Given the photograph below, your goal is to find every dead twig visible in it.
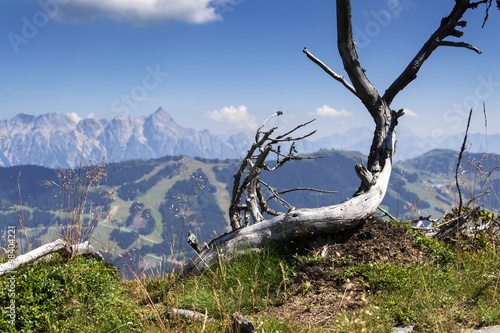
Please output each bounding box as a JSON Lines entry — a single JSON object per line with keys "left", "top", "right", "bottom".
{"left": 455, "top": 108, "right": 473, "bottom": 217}
{"left": 228, "top": 112, "right": 325, "bottom": 229}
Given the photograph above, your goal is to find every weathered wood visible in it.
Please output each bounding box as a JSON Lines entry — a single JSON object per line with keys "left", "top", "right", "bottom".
{"left": 183, "top": 0, "right": 487, "bottom": 276}
{"left": 187, "top": 232, "right": 201, "bottom": 253}
{"left": 168, "top": 309, "right": 215, "bottom": 323}
{"left": 0, "top": 239, "right": 102, "bottom": 276}
{"left": 183, "top": 153, "right": 393, "bottom": 275}
{"left": 0, "top": 239, "right": 66, "bottom": 276}
{"left": 69, "top": 241, "right": 103, "bottom": 260}
{"left": 166, "top": 309, "right": 254, "bottom": 332}
{"left": 355, "top": 163, "right": 374, "bottom": 188}
{"left": 232, "top": 312, "right": 256, "bottom": 333}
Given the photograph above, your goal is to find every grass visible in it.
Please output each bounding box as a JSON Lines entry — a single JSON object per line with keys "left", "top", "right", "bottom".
{"left": 2, "top": 232, "right": 499, "bottom": 332}
{"left": 0, "top": 248, "right": 293, "bottom": 332}
{"left": 1, "top": 201, "right": 499, "bottom": 332}
{"left": 336, "top": 244, "right": 500, "bottom": 332}
{"left": 0, "top": 253, "right": 152, "bottom": 332}
{"left": 175, "top": 249, "right": 288, "bottom": 315}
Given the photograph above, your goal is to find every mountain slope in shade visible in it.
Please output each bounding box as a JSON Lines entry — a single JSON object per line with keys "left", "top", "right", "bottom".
{"left": 0, "top": 149, "right": 498, "bottom": 274}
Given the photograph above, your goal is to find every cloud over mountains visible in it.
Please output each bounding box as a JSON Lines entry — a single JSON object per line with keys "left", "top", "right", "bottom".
{"left": 308, "top": 105, "right": 353, "bottom": 117}
{"left": 205, "top": 105, "right": 257, "bottom": 130}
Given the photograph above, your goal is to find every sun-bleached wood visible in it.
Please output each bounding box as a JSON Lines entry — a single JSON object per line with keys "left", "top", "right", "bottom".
{"left": 184, "top": 153, "right": 393, "bottom": 275}
{"left": 183, "top": 0, "right": 487, "bottom": 276}
{"left": 0, "top": 239, "right": 102, "bottom": 276}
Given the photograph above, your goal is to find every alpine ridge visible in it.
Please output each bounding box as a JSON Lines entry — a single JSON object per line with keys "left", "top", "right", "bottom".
{"left": 0, "top": 108, "right": 250, "bottom": 168}
{"left": 1, "top": 109, "right": 498, "bottom": 168}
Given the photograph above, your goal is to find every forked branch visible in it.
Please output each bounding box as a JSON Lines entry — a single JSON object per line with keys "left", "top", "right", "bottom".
{"left": 228, "top": 113, "right": 324, "bottom": 229}
{"left": 383, "top": 0, "right": 488, "bottom": 105}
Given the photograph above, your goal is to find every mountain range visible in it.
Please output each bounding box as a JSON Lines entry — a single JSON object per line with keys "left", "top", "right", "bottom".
{"left": 0, "top": 108, "right": 248, "bottom": 168}
{"left": 1, "top": 109, "right": 499, "bottom": 168}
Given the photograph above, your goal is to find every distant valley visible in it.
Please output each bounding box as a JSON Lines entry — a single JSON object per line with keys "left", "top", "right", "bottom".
{"left": 0, "top": 148, "right": 498, "bottom": 275}
{"left": 1, "top": 109, "right": 498, "bottom": 274}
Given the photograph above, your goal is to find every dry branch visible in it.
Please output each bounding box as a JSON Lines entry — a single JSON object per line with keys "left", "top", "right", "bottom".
{"left": 383, "top": 0, "right": 487, "bottom": 105}
{"left": 0, "top": 239, "right": 102, "bottom": 276}
{"left": 439, "top": 41, "right": 482, "bottom": 53}
{"left": 434, "top": 207, "right": 481, "bottom": 240}
{"left": 456, "top": 109, "right": 474, "bottom": 214}
{"left": 184, "top": 0, "right": 489, "bottom": 275}
{"left": 302, "top": 47, "right": 357, "bottom": 96}
{"left": 183, "top": 153, "right": 393, "bottom": 275}
{"left": 229, "top": 113, "right": 321, "bottom": 229}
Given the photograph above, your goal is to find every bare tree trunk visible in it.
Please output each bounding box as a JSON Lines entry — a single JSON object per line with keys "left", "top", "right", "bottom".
{"left": 184, "top": 151, "right": 393, "bottom": 275}
{"left": 183, "top": 0, "right": 487, "bottom": 275}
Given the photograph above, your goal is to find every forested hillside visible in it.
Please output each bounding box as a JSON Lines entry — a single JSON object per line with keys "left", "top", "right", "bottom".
{"left": 1, "top": 149, "right": 498, "bottom": 274}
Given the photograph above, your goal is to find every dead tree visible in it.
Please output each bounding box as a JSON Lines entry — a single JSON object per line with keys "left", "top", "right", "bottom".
{"left": 183, "top": 0, "right": 491, "bottom": 275}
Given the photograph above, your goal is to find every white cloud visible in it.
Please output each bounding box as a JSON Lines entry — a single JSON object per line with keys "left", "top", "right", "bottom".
{"left": 308, "top": 105, "right": 353, "bottom": 117}
{"left": 403, "top": 108, "right": 418, "bottom": 117}
{"left": 66, "top": 112, "right": 82, "bottom": 123}
{"left": 55, "top": 0, "right": 234, "bottom": 25}
{"left": 205, "top": 105, "right": 257, "bottom": 129}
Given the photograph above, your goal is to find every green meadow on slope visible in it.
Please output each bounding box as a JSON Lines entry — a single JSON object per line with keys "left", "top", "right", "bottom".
{"left": 0, "top": 149, "right": 498, "bottom": 274}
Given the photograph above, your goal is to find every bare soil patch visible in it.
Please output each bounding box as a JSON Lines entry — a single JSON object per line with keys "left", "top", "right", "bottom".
{"left": 258, "top": 217, "right": 430, "bottom": 329}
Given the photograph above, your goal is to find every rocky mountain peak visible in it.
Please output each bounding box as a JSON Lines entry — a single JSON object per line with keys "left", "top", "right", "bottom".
{"left": 2, "top": 110, "right": 497, "bottom": 169}
{"left": 0, "top": 109, "right": 247, "bottom": 168}
{"left": 33, "top": 113, "right": 76, "bottom": 129}
{"left": 144, "top": 107, "right": 177, "bottom": 128}
{"left": 10, "top": 113, "right": 36, "bottom": 126}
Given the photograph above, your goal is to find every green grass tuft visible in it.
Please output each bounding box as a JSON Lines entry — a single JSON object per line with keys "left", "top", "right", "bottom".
{"left": 174, "top": 249, "right": 289, "bottom": 316}
{"left": 337, "top": 244, "right": 500, "bottom": 332}
{"left": 0, "top": 253, "right": 151, "bottom": 332}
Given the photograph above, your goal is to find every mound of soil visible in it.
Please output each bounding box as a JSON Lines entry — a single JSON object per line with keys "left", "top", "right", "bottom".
{"left": 259, "top": 217, "right": 431, "bottom": 329}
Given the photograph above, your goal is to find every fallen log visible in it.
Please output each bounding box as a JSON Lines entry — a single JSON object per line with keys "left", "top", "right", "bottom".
{"left": 183, "top": 156, "right": 392, "bottom": 276}
{"left": 0, "top": 239, "right": 102, "bottom": 276}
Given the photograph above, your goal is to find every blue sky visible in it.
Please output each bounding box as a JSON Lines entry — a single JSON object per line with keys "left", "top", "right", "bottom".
{"left": 1, "top": 0, "right": 499, "bottom": 143}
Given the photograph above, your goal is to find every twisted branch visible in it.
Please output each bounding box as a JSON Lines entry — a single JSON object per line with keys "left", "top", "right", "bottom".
{"left": 228, "top": 113, "right": 324, "bottom": 229}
